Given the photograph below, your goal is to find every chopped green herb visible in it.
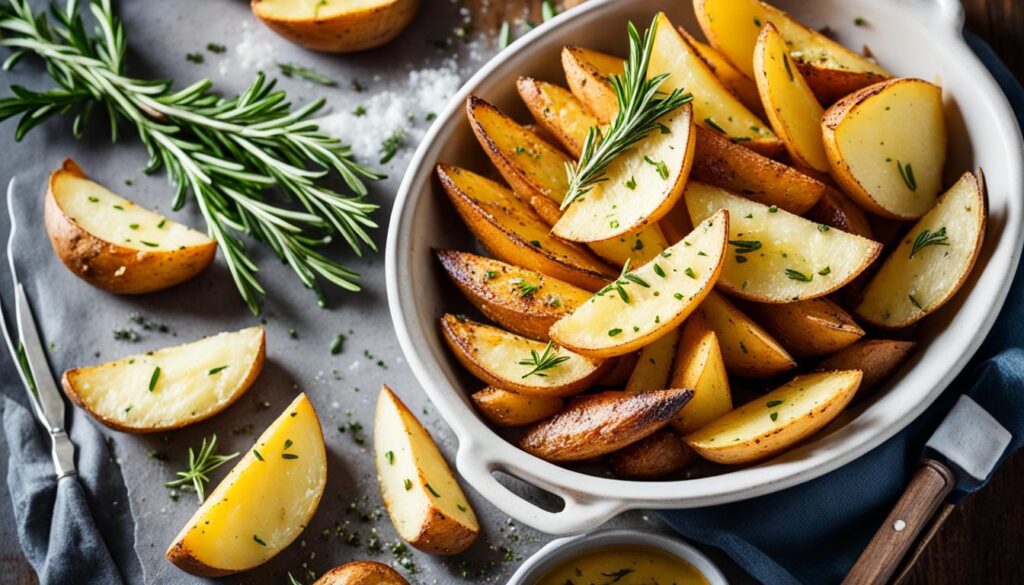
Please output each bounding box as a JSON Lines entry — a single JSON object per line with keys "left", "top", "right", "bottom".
{"left": 139, "top": 240, "right": 159, "bottom": 247}
{"left": 817, "top": 224, "right": 830, "bottom": 232}
{"left": 379, "top": 130, "right": 404, "bottom": 164}
{"left": 165, "top": 435, "right": 238, "bottom": 503}
{"left": 785, "top": 269, "right": 812, "bottom": 282}
{"left": 909, "top": 294, "right": 923, "bottom": 310}
{"left": 909, "top": 226, "right": 949, "bottom": 257}
{"left": 783, "top": 54, "right": 794, "bottom": 82}
{"left": 156, "top": 219, "right": 166, "bottom": 228}
{"left": 208, "top": 365, "right": 228, "bottom": 375}
{"left": 512, "top": 279, "right": 539, "bottom": 297}
{"left": 608, "top": 328, "right": 623, "bottom": 337}
{"left": 653, "top": 263, "right": 666, "bottom": 278}
{"left": 625, "top": 176, "right": 637, "bottom": 190}
{"left": 277, "top": 63, "right": 336, "bottom": 86}
{"left": 484, "top": 270, "right": 498, "bottom": 281}
{"left": 768, "top": 205, "right": 778, "bottom": 213}
{"left": 897, "top": 160, "right": 917, "bottom": 191}
{"left": 253, "top": 534, "right": 266, "bottom": 546}
{"left": 330, "top": 334, "right": 346, "bottom": 355}
{"left": 498, "top": 20, "right": 511, "bottom": 49}
{"left": 818, "top": 266, "right": 831, "bottom": 276}
{"left": 128, "top": 223, "right": 139, "bottom": 230}
{"left": 88, "top": 195, "right": 99, "bottom": 202}
{"left": 854, "top": 16, "right": 867, "bottom": 26}
{"left": 404, "top": 478, "right": 413, "bottom": 491}
{"left": 674, "top": 292, "right": 684, "bottom": 300}
{"left": 643, "top": 155, "right": 669, "bottom": 179}
{"left": 148, "top": 367, "right": 161, "bottom": 392}
{"left": 385, "top": 450, "right": 395, "bottom": 465}
{"left": 766, "top": 399, "right": 783, "bottom": 408}
{"left": 729, "top": 240, "right": 762, "bottom": 254}
{"left": 685, "top": 267, "right": 696, "bottom": 279}
{"left": 282, "top": 453, "right": 299, "bottom": 460}
{"left": 704, "top": 117, "right": 728, "bottom": 134}
{"left": 542, "top": 0, "right": 558, "bottom": 21}
{"left": 770, "top": 412, "right": 779, "bottom": 422}
{"left": 426, "top": 483, "right": 442, "bottom": 497}
{"left": 206, "top": 43, "right": 226, "bottom": 54}
{"left": 185, "top": 52, "right": 204, "bottom": 64}
{"left": 253, "top": 449, "right": 264, "bottom": 461}
{"left": 353, "top": 105, "right": 367, "bottom": 116}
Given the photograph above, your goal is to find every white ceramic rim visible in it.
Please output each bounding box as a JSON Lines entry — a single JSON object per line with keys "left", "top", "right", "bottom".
{"left": 505, "top": 528, "right": 730, "bottom": 585}
{"left": 386, "top": 0, "right": 1024, "bottom": 534}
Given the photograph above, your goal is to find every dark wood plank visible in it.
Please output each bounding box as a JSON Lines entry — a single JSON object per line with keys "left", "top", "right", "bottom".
{"left": 963, "top": 0, "right": 1024, "bottom": 80}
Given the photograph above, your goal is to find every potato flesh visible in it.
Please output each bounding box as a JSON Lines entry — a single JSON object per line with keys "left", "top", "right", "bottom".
{"left": 649, "top": 13, "right": 776, "bottom": 147}
{"left": 697, "top": 291, "right": 795, "bottom": 377}
{"left": 670, "top": 315, "right": 732, "bottom": 433}
{"left": 550, "top": 211, "right": 727, "bottom": 357}
{"left": 625, "top": 328, "right": 680, "bottom": 393}
{"left": 519, "top": 79, "right": 596, "bottom": 158}
{"left": 375, "top": 388, "right": 477, "bottom": 540}
{"left": 856, "top": 173, "right": 984, "bottom": 327}
{"left": 55, "top": 172, "right": 210, "bottom": 252}
{"left": 65, "top": 327, "right": 263, "bottom": 430}
{"left": 829, "top": 80, "right": 945, "bottom": 219}
{"left": 170, "top": 394, "right": 325, "bottom": 572}
{"left": 253, "top": 0, "right": 394, "bottom": 18}
{"left": 553, "top": 104, "right": 694, "bottom": 243}
{"left": 754, "top": 23, "right": 829, "bottom": 172}
{"left": 686, "top": 181, "right": 880, "bottom": 302}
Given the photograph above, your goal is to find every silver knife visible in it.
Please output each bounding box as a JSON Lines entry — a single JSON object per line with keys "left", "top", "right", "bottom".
{"left": 0, "top": 177, "right": 76, "bottom": 478}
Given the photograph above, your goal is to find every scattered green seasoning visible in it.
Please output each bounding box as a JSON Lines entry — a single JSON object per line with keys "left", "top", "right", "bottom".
{"left": 909, "top": 226, "right": 949, "bottom": 257}
{"left": 253, "top": 449, "right": 264, "bottom": 461}
{"left": 768, "top": 205, "right": 779, "bottom": 213}
{"left": 148, "top": 366, "right": 161, "bottom": 392}
{"left": 704, "top": 116, "right": 728, "bottom": 134}
{"left": 484, "top": 270, "right": 498, "bottom": 281}
{"left": 909, "top": 294, "right": 923, "bottom": 310}
{"left": 207, "top": 365, "right": 229, "bottom": 376}
{"left": 277, "top": 63, "right": 337, "bottom": 86}
{"left": 88, "top": 195, "right": 99, "bottom": 202}
{"left": 253, "top": 534, "right": 266, "bottom": 546}
{"left": 730, "top": 240, "right": 762, "bottom": 254}
{"left": 783, "top": 54, "right": 794, "bottom": 81}
{"left": 854, "top": 16, "right": 867, "bottom": 26}
{"left": 897, "top": 160, "right": 918, "bottom": 191}
{"left": 185, "top": 52, "right": 204, "bottom": 64}
{"left": 643, "top": 155, "right": 669, "bottom": 179}
{"left": 512, "top": 279, "right": 539, "bottom": 297}
{"left": 767, "top": 399, "right": 783, "bottom": 408}
{"left": 609, "top": 219, "right": 620, "bottom": 229}
{"left": 282, "top": 452, "right": 299, "bottom": 460}
{"left": 519, "top": 341, "right": 571, "bottom": 378}
{"left": 753, "top": 17, "right": 762, "bottom": 27}
{"left": 542, "top": 0, "right": 558, "bottom": 22}
{"left": 674, "top": 292, "right": 684, "bottom": 300}
{"left": 404, "top": 478, "right": 413, "bottom": 491}
{"left": 112, "top": 204, "right": 124, "bottom": 210}
{"left": 128, "top": 223, "right": 139, "bottom": 230}
{"left": 156, "top": 219, "right": 166, "bottom": 228}
{"left": 785, "top": 268, "right": 812, "bottom": 282}
{"left": 379, "top": 130, "right": 404, "bottom": 164}
{"left": 139, "top": 240, "right": 158, "bottom": 247}
{"left": 330, "top": 334, "right": 346, "bottom": 355}
{"left": 608, "top": 328, "right": 623, "bottom": 337}
{"left": 206, "top": 43, "right": 226, "bottom": 54}
{"left": 653, "top": 263, "right": 666, "bottom": 278}
{"left": 530, "top": 240, "right": 542, "bottom": 248}
{"left": 313, "top": 0, "right": 328, "bottom": 18}
{"left": 165, "top": 435, "right": 238, "bottom": 504}
{"left": 685, "top": 267, "right": 696, "bottom": 279}
{"left": 385, "top": 450, "right": 395, "bottom": 465}
{"left": 818, "top": 266, "right": 831, "bottom": 276}
{"left": 426, "top": 483, "right": 442, "bottom": 498}
{"left": 770, "top": 412, "right": 779, "bottom": 422}
{"left": 353, "top": 105, "right": 367, "bottom": 116}
{"left": 817, "top": 224, "right": 830, "bottom": 232}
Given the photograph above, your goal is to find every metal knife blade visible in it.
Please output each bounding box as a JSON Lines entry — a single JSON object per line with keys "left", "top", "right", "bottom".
{"left": 925, "top": 394, "right": 1011, "bottom": 484}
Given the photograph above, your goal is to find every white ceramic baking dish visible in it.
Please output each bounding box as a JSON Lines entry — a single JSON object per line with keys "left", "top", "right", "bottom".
{"left": 386, "top": 0, "right": 1024, "bottom": 535}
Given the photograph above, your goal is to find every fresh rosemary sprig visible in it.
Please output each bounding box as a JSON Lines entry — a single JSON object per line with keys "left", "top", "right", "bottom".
{"left": 165, "top": 434, "right": 238, "bottom": 504}
{"left": 0, "top": 0, "right": 384, "bottom": 314}
{"left": 519, "top": 341, "right": 571, "bottom": 378}
{"left": 277, "top": 62, "right": 337, "bottom": 86}
{"left": 560, "top": 16, "right": 693, "bottom": 209}
{"left": 909, "top": 226, "right": 949, "bottom": 258}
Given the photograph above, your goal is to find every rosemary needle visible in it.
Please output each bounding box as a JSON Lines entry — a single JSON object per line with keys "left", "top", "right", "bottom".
{"left": 519, "top": 341, "right": 571, "bottom": 378}
{"left": 165, "top": 435, "right": 238, "bottom": 504}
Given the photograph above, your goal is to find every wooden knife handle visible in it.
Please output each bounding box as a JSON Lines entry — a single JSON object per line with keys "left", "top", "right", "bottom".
{"left": 843, "top": 459, "right": 956, "bottom": 585}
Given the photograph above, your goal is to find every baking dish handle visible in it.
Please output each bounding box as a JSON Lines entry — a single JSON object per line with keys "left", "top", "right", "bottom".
{"left": 456, "top": 445, "right": 626, "bottom": 535}
{"left": 897, "top": 0, "right": 964, "bottom": 35}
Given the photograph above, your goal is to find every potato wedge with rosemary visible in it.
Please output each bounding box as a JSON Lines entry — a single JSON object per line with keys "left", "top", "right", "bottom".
{"left": 856, "top": 172, "right": 986, "bottom": 328}
{"left": 625, "top": 328, "right": 680, "bottom": 393}
{"left": 742, "top": 297, "right": 864, "bottom": 356}
{"left": 685, "top": 182, "right": 881, "bottom": 302}
{"left": 753, "top": 23, "right": 829, "bottom": 172}
{"left": 166, "top": 393, "right": 326, "bottom": 576}
{"left": 517, "top": 77, "right": 596, "bottom": 157}
{"left": 669, "top": 313, "right": 732, "bottom": 434}
{"left": 685, "top": 371, "right": 862, "bottom": 464}
{"left": 519, "top": 388, "right": 693, "bottom": 462}
{"left": 471, "top": 387, "right": 564, "bottom": 427}
{"left": 549, "top": 210, "right": 729, "bottom": 358}
{"left": 693, "top": 0, "right": 890, "bottom": 103}
{"left": 45, "top": 159, "right": 216, "bottom": 294}
{"left": 818, "top": 339, "right": 916, "bottom": 393}
{"left": 435, "top": 249, "right": 589, "bottom": 341}
{"left": 62, "top": 327, "right": 265, "bottom": 433}
{"left": 375, "top": 386, "right": 479, "bottom": 555}
{"left": 822, "top": 78, "right": 947, "bottom": 220}
{"left": 562, "top": 45, "right": 624, "bottom": 125}
{"left": 436, "top": 164, "right": 615, "bottom": 290}
{"left": 441, "top": 314, "right": 609, "bottom": 397}
{"left": 609, "top": 430, "right": 694, "bottom": 479}
{"left": 314, "top": 561, "right": 409, "bottom": 585}
{"left": 678, "top": 27, "right": 763, "bottom": 116}
{"left": 698, "top": 291, "right": 796, "bottom": 378}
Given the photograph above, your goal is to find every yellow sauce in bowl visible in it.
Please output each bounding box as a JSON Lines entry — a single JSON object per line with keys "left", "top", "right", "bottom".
{"left": 534, "top": 545, "right": 710, "bottom": 585}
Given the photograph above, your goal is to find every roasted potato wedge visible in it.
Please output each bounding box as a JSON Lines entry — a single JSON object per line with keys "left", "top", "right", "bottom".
{"left": 550, "top": 210, "right": 729, "bottom": 358}
{"left": 517, "top": 77, "right": 596, "bottom": 157}
{"left": 753, "top": 23, "right": 829, "bottom": 172}
{"left": 519, "top": 388, "right": 693, "bottom": 462}
{"left": 562, "top": 46, "right": 624, "bottom": 125}
{"left": 686, "top": 181, "right": 881, "bottom": 302}
{"left": 818, "top": 339, "right": 916, "bottom": 392}
{"left": 62, "top": 327, "right": 264, "bottom": 433}
{"left": 251, "top": 0, "right": 419, "bottom": 53}
{"left": 741, "top": 297, "right": 864, "bottom": 356}
{"left": 609, "top": 430, "right": 694, "bottom": 479}
{"left": 685, "top": 370, "right": 862, "bottom": 464}
{"left": 441, "top": 314, "right": 609, "bottom": 397}
{"left": 435, "top": 249, "right": 589, "bottom": 341}
{"left": 669, "top": 313, "right": 732, "bottom": 434}
{"left": 693, "top": 0, "right": 889, "bottom": 103}
{"left": 625, "top": 328, "right": 680, "bottom": 393}
{"left": 471, "top": 387, "right": 563, "bottom": 427}
{"left": 598, "top": 353, "right": 639, "bottom": 387}
{"left": 314, "top": 561, "right": 409, "bottom": 585}
{"left": 436, "top": 164, "right": 615, "bottom": 290}
{"left": 648, "top": 13, "right": 781, "bottom": 155}
{"left": 698, "top": 291, "right": 796, "bottom": 378}
{"left": 856, "top": 172, "right": 986, "bottom": 328}
{"left": 807, "top": 187, "right": 874, "bottom": 240}
{"left": 822, "top": 78, "right": 947, "bottom": 220}
{"left": 166, "top": 393, "right": 326, "bottom": 576}
{"left": 375, "top": 386, "right": 479, "bottom": 555}
{"left": 45, "top": 159, "right": 216, "bottom": 294}
{"left": 678, "top": 27, "right": 763, "bottom": 116}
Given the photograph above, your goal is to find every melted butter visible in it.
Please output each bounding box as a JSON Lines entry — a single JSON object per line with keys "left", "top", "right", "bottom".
{"left": 534, "top": 544, "right": 710, "bottom": 585}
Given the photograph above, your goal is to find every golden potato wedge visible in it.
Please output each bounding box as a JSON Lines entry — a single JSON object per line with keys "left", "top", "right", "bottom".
{"left": 166, "top": 394, "right": 326, "bottom": 576}
{"left": 856, "top": 172, "right": 986, "bottom": 328}
{"left": 691, "top": 125, "right": 826, "bottom": 215}
{"left": 519, "top": 388, "right": 693, "bottom": 462}
{"left": 693, "top": 0, "right": 889, "bottom": 100}
{"left": 441, "top": 314, "right": 609, "bottom": 397}
{"left": 62, "top": 327, "right": 264, "bottom": 433}
{"left": 807, "top": 187, "right": 874, "bottom": 240}
{"left": 818, "top": 339, "right": 916, "bottom": 392}
{"left": 517, "top": 77, "right": 596, "bottom": 157}
{"left": 648, "top": 13, "right": 781, "bottom": 155}
{"left": 436, "top": 164, "right": 615, "bottom": 290}
{"left": 822, "top": 78, "right": 947, "bottom": 220}
{"left": 471, "top": 387, "right": 564, "bottom": 427}
{"left": 678, "top": 27, "right": 763, "bottom": 116}
{"left": 698, "top": 291, "right": 796, "bottom": 378}
{"left": 741, "top": 297, "right": 864, "bottom": 356}
{"left": 753, "top": 23, "right": 829, "bottom": 172}
{"left": 625, "top": 328, "right": 680, "bottom": 393}
{"left": 375, "top": 386, "right": 478, "bottom": 555}
{"left": 685, "top": 181, "right": 881, "bottom": 302}
{"left": 251, "top": 0, "right": 419, "bottom": 53}
{"left": 314, "top": 561, "right": 409, "bottom": 585}
{"left": 552, "top": 102, "right": 696, "bottom": 243}
{"left": 669, "top": 313, "right": 732, "bottom": 434}
{"left": 549, "top": 210, "right": 729, "bottom": 358}
{"left": 435, "top": 249, "right": 589, "bottom": 341}
{"left": 598, "top": 353, "right": 639, "bottom": 387}
{"left": 659, "top": 201, "right": 694, "bottom": 245}
{"left": 44, "top": 159, "right": 216, "bottom": 294}
{"left": 684, "top": 370, "right": 862, "bottom": 464}
{"left": 609, "top": 430, "right": 694, "bottom": 479}
{"left": 562, "top": 46, "right": 624, "bottom": 125}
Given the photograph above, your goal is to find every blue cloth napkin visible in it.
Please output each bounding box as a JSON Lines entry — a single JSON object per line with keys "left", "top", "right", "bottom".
{"left": 659, "top": 32, "right": 1024, "bottom": 585}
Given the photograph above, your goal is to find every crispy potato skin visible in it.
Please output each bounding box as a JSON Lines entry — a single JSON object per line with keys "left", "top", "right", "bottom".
{"left": 45, "top": 159, "right": 216, "bottom": 295}
{"left": 678, "top": 27, "right": 763, "bottom": 116}
{"left": 562, "top": 46, "right": 622, "bottom": 125}
{"left": 818, "top": 339, "right": 916, "bottom": 393}
{"left": 807, "top": 187, "right": 874, "bottom": 239}
{"left": 609, "top": 429, "right": 694, "bottom": 479}
{"left": 519, "top": 388, "right": 693, "bottom": 461}
{"left": 598, "top": 353, "right": 638, "bottom": 387}
{"left": 517, "top": 77, "right": 590, "bottom": 157}
{"left": 314, "top": 561, "right": 410, "bottom": 585}
{"left": 472, "top": 387, "right": 563, "bottom": 427}
{"left": 61, "top": 327, "right": 266, "bottom": 433}
{"left": 797, "top": 63, "right": 888, "bottom": 106}
{"left": 251, "top": 0, "right": 419, "bottom": 52}
{"left": 165, "top": 544, "right": 232, "bottom": 578}
{"left": 741, "top": 297, "right": 864, "bottom": 357}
